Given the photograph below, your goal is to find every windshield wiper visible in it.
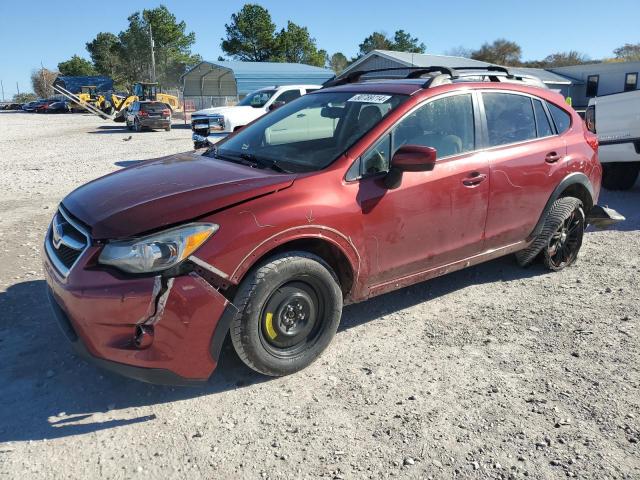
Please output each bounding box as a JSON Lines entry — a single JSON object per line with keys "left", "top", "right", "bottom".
{"left": 239, "top": 153, "right": 289, "bottom": 173}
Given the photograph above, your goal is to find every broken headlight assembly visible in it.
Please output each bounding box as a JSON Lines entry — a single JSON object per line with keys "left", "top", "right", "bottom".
{"left": 98, "top": 223, "right": 218, "bottom": 274}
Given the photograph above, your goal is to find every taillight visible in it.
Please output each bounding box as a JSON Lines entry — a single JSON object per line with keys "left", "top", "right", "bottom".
{"left": 585, "top": 131, "right": 599, "bottom": 152}
{"left": 585, "top": 105, "right": 596, "bottom": 133}
{"left": 162, "top": 108, "right": 170, "bottom": 117}
{"left": 138, "top": 111, "right": 148, "bottom": 117}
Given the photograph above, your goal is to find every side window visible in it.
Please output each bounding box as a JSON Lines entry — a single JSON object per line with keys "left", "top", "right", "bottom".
{"left": 275, "top": 89, "right": 302, "bottom": 104}
{"left": 304, "top": 88, "right": 320, "bottom": 94}
{"left": 586, "top": 75, "right": 599, "bottom": 97}
{"left": 483, "top": 93, "right": 536, "bottom": 146}
{"left": 393, "top": 93, "right": 474, "bottom": 158}
{"left": 532, "top": 99, "right": 553, "bottom": 138}
{"left": 625, "top": 73, "right": 638, "bottom": 92}
{"left": 361, "top": 134, "right": 391, "bottom": 176}
{"left": 547, "top": 102, "right": 571, "bottom": 134}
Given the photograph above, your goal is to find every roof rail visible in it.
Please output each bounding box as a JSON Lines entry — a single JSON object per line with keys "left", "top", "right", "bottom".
{"left": 452, "top": 65, "right": 514, "bottom": 78}
{"left": 322, "top": 66, "right": 458, "bottom": 88}
{"left": 321, "top": 64, "right": 522, "bottom": 89}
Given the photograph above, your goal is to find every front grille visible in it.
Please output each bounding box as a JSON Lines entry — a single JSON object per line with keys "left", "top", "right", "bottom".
{"left": 45, "top": 207, "right": 90, "bottom": 277}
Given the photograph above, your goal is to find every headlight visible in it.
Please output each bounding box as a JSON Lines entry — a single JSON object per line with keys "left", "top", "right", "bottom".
{"left": 98, "top": 223, "right": 218, "bottom": 274}
{"left": 210, "top": 116, "right": 225, "bottom": 131}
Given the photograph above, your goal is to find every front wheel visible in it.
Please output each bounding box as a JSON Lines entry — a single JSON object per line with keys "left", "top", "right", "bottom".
{"left": 230, "top": 252, "right": 343, "bottom": 376}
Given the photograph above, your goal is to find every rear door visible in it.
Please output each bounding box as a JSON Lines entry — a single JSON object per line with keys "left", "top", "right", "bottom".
{"left": 480, "top": 91, "right": 568, "bottom": 248}
{"left": 355, "top": 92, "right": 490, "bottom": 286}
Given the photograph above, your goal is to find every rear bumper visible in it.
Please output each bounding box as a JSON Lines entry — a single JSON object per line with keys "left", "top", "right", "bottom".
{"left": 587, "top": 204, "right": 625, "bottom": 229}
{"left": 43, "top": 247, "right": 231, "bottom": 385}
{"left": 598, "top": 141, "right": 640, "bottom": 164}
{"left": 140, "top": 118, "right": 171, "bottom": 128}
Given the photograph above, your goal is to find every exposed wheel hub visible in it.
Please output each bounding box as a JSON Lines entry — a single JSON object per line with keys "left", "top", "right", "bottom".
{"left": 261, "top": 282, "right": 320, "bottom": 351}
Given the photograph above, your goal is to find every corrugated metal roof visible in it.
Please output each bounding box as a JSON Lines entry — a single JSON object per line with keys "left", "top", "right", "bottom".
{"left": 509, "top": 67, "right": 577, "bottom": 85}
{"left": 182, "top": 61, "right": 334, "bottom": 97}
{"left": 53, "top": 75, "right": 114, "bottom": 94}
{"left": 344, "top": 50, "right": 580, "bottom": 86}
{"left": 348, "top": 50, "right": 491, "bottom": 71}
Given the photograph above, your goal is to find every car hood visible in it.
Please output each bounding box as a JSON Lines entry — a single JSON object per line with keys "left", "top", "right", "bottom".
{"left": 62, "top": 152, "right": 296, "bottom": 239}
{"left": 192, "top": 105, "right": 257, "bottom": 117}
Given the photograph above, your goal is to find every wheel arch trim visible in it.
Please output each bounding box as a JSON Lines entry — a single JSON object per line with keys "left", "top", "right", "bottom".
{"left": 229, "top": 225, "right": 361, "bottom": 295}
{"left": 527, "top": 172, "right": 594, "bottom": 241}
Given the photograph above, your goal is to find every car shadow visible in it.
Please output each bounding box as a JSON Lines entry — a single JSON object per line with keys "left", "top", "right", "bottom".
{"left": 0, "top": 254, "right": 550, "bottom": 442}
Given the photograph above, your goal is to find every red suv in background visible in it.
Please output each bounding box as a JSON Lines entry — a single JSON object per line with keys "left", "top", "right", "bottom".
{"left": 43, "top": 66, "right": 621, "bottom": 384}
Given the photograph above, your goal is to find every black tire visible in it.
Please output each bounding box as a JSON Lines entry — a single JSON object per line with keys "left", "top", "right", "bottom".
{"left": 134, "top": 118, "right": 142, "bottom": 132}
{"left": 230, "top": 252, "right": 343, "bottom": 376}
{"left": 165, "top": 124, "right": 171, "bottom": 132}
{"left": 602, "top": 163, "right": 640, "bottom": 191}
{"left": 516, "top": 197, "right": 584, "bottom": 270}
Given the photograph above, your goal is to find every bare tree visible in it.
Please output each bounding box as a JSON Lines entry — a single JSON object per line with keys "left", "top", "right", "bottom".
{"left": 31, "top": 68, "right": 58, "bottom": 98}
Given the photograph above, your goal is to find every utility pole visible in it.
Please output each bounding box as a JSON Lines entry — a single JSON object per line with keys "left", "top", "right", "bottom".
{"left": 149, "top": 23, "right": 157, "bottom": 83}
{"left": 1, "top": 80, "right": 4, "bottom": 102}
{"left": 16, "top": 82, "right": 20, "bottom": 95}
{"left": 41, "top": 61, "right": 48, "bottom": 97}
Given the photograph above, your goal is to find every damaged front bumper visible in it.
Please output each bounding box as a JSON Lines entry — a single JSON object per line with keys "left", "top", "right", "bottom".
{"left": 43, "top": 246, "right": 232, "bottom": 385}
{"left": 192, "top": 132, "right": 228, "bottom": 148}
{"left": 587, "top": 205, "right": 626, "bottom": 229}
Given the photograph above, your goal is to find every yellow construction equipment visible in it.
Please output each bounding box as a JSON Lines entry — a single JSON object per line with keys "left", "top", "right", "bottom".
{"left": 109, "top": 82, "right": 180, "bottom": 122}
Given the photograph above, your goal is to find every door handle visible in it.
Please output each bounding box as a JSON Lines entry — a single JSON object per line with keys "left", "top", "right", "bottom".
{"left": 462, "top": 172, "right": 487, "bottom": 187}
{"left": 545, "top": 152, "right": 561, "bottom": 163}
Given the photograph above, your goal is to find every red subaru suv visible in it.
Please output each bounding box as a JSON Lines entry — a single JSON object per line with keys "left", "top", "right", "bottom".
{"left": 44, "top": 66, "right": 621, "bottom": 384}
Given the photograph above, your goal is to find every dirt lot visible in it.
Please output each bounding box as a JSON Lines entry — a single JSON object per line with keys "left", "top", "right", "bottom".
{"left": 0, "top": 111, "right": 638, "bottom": 480}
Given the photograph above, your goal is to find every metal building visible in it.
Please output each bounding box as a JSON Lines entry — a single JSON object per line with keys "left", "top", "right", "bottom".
{"left": 182, "top": 60, "right": 334, "bottom": 110}
{"left": 339, "top": 50, "right": 578, "bottom": 94}
{"left": 550, "top": 61, "right": 640, "bottom": 109}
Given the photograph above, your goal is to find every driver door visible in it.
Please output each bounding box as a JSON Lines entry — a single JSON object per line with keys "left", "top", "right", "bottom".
{"left": 352, "top": 92, "right": 490, "bottom": 286}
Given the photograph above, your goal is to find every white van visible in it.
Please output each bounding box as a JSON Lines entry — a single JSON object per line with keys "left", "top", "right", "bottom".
{"left": 586, "top": 89, "right": 640, "bottom": 190}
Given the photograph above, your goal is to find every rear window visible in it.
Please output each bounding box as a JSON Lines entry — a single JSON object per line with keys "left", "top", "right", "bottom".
{"left": 547, "top": 102, "right": 571, "bottom": 134}
{"left": 483, "top": 92, "right": 536, "bottom": 147}
{"left": 141, "top": 102, "right": 168, "bottom": 111}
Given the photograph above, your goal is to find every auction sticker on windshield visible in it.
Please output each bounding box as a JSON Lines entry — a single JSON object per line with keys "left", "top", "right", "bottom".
{"left": 347, "top": 94, "right": 392, "bottom": 103}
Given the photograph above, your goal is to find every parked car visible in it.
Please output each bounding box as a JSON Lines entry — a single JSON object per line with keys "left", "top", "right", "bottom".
{"left": 586, "top": 90, "right": 640, "bottom": 190}
{"left": 190, "top": 85, "right": 321, "bottom": 148}
{"left": 22, "top": 100, "right": 44, "bottom": 112}
{"left": 44, "top": 66, "right": 622, "bottom": 385}
{"left": 125, "top": 101, "right": 172, "bottom": 132}
{"left": 34, "top": 99, "right": 58, "bottom": 113}
{"left": 2, "top": 103, "right": 23, "bottom": 110}
{"left": 45, "top": 101, "right": 71, "bottom": 113}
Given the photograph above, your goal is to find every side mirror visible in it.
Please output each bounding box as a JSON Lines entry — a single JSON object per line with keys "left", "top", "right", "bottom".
{"left": 384, "top": 145, "right": 437, "bottom": 189}
{"left": 268, "top": 101, "right": 285, "bottom": 111}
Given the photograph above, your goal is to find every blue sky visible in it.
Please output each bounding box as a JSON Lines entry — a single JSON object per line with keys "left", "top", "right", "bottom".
{"left": 0, "top": 0, "right": 638, "bottom": 98}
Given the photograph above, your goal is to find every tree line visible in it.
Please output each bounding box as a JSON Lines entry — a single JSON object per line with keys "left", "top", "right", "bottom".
{"left": 23, "top": 3, "right": 640, "bottom": 100}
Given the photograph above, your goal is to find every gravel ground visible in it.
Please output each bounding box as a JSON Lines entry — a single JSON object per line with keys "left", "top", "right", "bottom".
{"left": 0, "top": 112, "right": 639, "bottom": 480}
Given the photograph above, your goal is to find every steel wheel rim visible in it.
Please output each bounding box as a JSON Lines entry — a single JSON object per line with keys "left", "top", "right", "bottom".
{"left": 259, "top": 278, "right": 327, "bottom": 358}
{"left": 547, "top": 208, "right": 583, "bottom": 268}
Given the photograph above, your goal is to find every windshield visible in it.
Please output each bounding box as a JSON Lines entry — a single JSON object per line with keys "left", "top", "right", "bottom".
{"left": 210, "top": 91, "right": 407, "bottom": 173}
{"left": 237, "top": 89, "right": 277, "bottom": 108}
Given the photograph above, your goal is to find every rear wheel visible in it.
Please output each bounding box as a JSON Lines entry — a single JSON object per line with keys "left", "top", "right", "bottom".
{"left": 602, "top": 162, "right": 640, "bottom": 190}
{"left": 230, "top": 252, "right": 343, "bottom": 376}
{"left": 516, "top": 196, "right": 585, "bottom": 270}
{"left": 542, "top": 201, "right": 585, "bottom": 271}
{"left": 134, "top": 118, "right": 142, "bottom": 132}
{"left": 165, "top": 124, "right": 171, "bottom": 132}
